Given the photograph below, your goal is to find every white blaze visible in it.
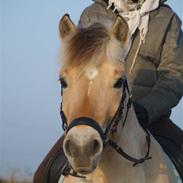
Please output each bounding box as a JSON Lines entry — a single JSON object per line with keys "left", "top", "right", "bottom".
{"left": 85, "top": 68, "right": 98, "bottom": 96}
{"left": 85, "top": 68, "right": 98, "bottom": 80}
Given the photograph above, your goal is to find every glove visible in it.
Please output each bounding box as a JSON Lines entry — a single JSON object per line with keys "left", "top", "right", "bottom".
{"left": 133, "top": 102, "right": 149, "bottom": 129}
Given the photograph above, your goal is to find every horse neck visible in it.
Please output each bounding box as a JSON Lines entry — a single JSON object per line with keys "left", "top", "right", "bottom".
{"left": 112, "top": 105, "right": 147, "bottom": 160}
{"left": 100, "top": 102, "right": 148, "bottom": 165}
{"left": 99, "top": 103, "right": 175, "bottom": 183}
{"left": 97, "top": 105, "right": 148, "bottom": 182}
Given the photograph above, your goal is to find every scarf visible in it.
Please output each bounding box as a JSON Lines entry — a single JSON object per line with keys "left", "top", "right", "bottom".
{"left": 107, "top": 0, "right": 160, "bottom": 72}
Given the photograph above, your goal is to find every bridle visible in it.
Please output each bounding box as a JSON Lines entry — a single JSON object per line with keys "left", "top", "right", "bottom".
{"left": 61, "top": 77, "right": 131, "bottom": 136}
{"left": 60, "top": 77, "right": 152, "bottom": 178}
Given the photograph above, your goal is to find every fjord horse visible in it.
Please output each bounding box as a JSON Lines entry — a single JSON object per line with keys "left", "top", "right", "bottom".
{"left": 58, "top": 14, "right": 180, "bottom": 183}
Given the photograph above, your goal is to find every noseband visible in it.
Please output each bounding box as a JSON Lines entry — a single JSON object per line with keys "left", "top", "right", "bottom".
{"left": 66, "top": 117, "right": 106, "bottom": 141}
{"left": 60, "top": 77, "right": 151, "bottom": 178}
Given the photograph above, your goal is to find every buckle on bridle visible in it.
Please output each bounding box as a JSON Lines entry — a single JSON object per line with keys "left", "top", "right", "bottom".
{"left": 61, "top": 162, "right": 86, "bottom": 179}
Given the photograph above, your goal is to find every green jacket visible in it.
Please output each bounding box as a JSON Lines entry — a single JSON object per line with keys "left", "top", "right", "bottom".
{"left": 79, "top": 0, "right": 183, "bottom": 124}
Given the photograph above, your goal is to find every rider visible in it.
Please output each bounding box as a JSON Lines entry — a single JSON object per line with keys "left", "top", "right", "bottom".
{"left": 33, "top": 0, "right": 183, "bottom": 182}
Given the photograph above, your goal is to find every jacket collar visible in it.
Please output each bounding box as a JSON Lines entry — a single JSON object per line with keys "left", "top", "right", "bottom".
{"left": 93, "top": 0, "right": 167, "bottom": 6}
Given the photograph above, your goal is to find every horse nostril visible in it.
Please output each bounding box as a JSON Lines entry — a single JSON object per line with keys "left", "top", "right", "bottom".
{"left": 92, "top": 139, "right": 101, "bottom": 156}
{"left": 64, "top": 139, "right": 73, "bottom": 157}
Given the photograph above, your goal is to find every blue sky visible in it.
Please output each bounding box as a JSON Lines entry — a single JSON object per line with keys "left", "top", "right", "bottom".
{"left": 0, "top": 0, "right": 183, "bottom": 178}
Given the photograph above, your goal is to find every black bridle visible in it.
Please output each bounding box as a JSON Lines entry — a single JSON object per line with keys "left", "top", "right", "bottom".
{"left": 60, "top": 77, "right": 151, "bottom": 178}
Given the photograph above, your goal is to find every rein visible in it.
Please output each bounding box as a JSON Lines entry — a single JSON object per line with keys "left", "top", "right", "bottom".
{"left": 60, "top": 77, "right": 151, "bottom": 178}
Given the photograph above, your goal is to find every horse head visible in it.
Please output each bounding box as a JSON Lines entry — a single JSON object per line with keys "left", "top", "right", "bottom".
{"left": 59, "top": 14, "right": 129, "bottom": 175}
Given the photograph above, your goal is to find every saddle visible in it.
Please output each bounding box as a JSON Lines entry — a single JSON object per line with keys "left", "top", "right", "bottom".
{"left": 154, "top": 135, "right": 183, "bottom": 181}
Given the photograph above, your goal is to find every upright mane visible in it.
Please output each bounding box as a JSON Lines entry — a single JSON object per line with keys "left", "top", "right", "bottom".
{"left": 61, "top": 22, "right": 126, "bottom": 70}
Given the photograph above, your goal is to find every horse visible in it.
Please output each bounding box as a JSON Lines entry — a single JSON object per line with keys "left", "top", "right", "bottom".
{"left": 57, "top": 14, "right": 180, "bottom": 183}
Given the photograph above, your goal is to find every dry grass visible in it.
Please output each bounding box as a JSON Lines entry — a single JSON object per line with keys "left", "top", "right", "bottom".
{"left": 0, "top": 168, "right": 32, "bottom": 183}
{"left": 0, "top": 178, "right": 31, "bottom": 183}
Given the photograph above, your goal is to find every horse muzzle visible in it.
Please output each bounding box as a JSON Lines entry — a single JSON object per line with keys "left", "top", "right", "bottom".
{"left": 63, "top": 117, "right": 104, "bottom": 174}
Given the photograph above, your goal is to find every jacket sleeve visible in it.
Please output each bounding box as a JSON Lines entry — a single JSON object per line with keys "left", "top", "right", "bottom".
{"left": 79, "top": 2, "right": 116, "bottom": 28}
{"left": 138, "top": 14, "right": 183, "bottom": 123}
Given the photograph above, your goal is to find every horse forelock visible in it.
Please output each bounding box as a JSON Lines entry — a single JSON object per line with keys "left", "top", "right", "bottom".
{"left": 61, "top": 23, "right": 126, "bottom": 71}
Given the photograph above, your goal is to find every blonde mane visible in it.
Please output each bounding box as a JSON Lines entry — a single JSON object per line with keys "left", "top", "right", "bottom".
{"left": 61, "top": 23, "right": 126, "bottom": 72}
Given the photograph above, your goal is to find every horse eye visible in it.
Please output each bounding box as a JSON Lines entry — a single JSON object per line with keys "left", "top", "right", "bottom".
{"left": 113, "top": 78, "right": 124, "bottom": 89}
{"left": 59, "top": 77, "right": 67, "bottom": 88}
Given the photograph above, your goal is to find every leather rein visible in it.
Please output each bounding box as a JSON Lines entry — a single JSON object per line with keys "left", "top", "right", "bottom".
{"left": 60, "top": 77, "right": 152, "bottom": 178}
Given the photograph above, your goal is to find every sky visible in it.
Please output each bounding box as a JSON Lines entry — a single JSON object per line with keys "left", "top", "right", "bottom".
{"left": 0, "top": 0, "right": 183, "bottom": 179}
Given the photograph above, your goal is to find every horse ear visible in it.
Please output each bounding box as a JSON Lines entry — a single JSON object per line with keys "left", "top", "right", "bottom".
{"left": 59, "top": 14, "right": 76, "bottom": 40}
{"left": 111, "top": 15, "right": 129, "bottom": 43}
